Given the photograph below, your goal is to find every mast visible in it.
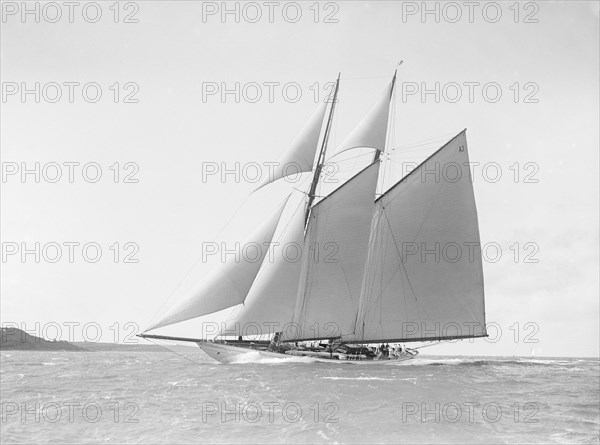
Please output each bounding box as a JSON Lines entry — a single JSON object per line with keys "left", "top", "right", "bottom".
{"left": 305, "top": 73, "right": 341, "bottom": 226}
{"left": 372, "top": 68, "right": 398, "bottom": 163}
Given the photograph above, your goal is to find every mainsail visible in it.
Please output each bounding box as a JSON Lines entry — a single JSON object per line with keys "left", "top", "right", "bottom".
{"left": 353, "top": 130, "right": 487, "bottom": 342}
{"left": 147, "top": 197, "right": 289, "bottom": 331}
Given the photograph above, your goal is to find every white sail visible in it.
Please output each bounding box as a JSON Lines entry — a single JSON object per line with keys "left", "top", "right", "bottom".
{"left": 221, "top": 195, "right": 307, "bottom": 338}
{"left": 335, "top": 79, "right": 394, "bottom": 155}
{"left": 141, "top": 70, "right": 489, "bottom": 363}
{"left": 256, "top": 101, "right": 327, "bottom": 190}
{"left": 285, "top": 162, "right": 381, "bottom": 342}
{"left": 147, "top": 197, "right": 290, "bottom": 331}
{"left": 353, "top": 130, "right": 487, "bottom": 342}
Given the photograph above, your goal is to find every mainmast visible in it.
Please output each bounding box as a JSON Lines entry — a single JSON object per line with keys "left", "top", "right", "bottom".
{"left": 372, "top": 68, "right": 398, "bottom": 163}
{"left": 305, "top": 73, "right": 341, "bottom": 226}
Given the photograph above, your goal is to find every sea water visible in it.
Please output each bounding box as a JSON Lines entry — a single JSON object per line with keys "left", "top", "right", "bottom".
{"left": 1, "top": 351, "right": 598, "bottom": 444}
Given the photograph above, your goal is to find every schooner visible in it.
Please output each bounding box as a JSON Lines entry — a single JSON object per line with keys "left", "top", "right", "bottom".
{"left": 140, "top": 69, "right": 488, "bottom": 363}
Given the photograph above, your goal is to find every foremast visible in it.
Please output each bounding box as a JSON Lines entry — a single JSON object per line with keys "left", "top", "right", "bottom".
{"left": 305, "top": 73, "right": 341, "bottom": 227}
{"left": 287, "top": 71, "right": 399, "bottom": 343}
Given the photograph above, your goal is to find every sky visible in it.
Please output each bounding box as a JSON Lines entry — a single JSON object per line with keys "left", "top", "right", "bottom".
{"left": 1, "top": 1, "right": 598, "bottom": 357}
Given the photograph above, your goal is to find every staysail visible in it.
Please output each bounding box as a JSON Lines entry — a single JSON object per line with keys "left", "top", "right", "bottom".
{"left": 285, "top": 162, "right": 381, "bottom": 342}
{"left": 221, "top": 195, "right": 307, "bottom": 338}
{"left": 353, "top": 130, "right": 487, "bottom": 343}
{"left": 146, "top": 197, "right": 290, "bottom": 331}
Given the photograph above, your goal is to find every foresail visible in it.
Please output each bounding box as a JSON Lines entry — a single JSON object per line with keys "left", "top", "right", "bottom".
{"left": 284, "top": 162, "right": 381, "bottom": 342}
{"left": 353, "top": 130, "right": 487, "bottom": 343}
{"left": 220, "top": 195, "right": 307, "bottom": 338}
{"left": 256, "top": 101, "right": 327, "bottom": 190}
{"left": 335, "top": 79, "right": 394, "bottom": 155}
{"left": 146, "top": 197, "right": 290, "bottom": 331}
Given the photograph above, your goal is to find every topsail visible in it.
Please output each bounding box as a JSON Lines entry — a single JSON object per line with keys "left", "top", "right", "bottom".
{"left": 335, "top": 79, "right": 395, "bottom": 155}
{"left": 256, "top": 100, "right": 328, "bottom": 190}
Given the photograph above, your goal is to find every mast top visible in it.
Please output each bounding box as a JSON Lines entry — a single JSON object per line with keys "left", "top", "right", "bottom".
{"left": 304, "top": 74, "right": 341, "bottom": 225}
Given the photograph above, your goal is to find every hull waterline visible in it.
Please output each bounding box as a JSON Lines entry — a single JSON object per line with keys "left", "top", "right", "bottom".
{"left": 196, "top": 341, "right": 418, "bottom": 365}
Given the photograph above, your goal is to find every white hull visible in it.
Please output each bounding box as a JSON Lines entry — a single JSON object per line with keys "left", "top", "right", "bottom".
{"left": 196, "top": 341, "right": 418, "bottom": 365}
{"left": 196, "top": 341, "right": 289, "bottom": 364}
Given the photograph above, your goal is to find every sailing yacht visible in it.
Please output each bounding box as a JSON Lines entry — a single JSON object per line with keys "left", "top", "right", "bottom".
{"left": 140, "top": 69, "right": 488, "bottom": 364}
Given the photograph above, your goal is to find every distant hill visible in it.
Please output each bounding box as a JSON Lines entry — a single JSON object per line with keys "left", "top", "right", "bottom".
{"left": 72, "top": 342, "right": 166, "bottom": 352}
{"left": 71, "top": 342, "right": 198, "bottom": 353}
{"left": 0, "top": 327, "right": 200, "bottom": 353}
{"left": 0, "top": 328, "right": 87, "bottom": 351}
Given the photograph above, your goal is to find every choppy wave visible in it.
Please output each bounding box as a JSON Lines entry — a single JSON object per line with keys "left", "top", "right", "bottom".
{"left": 228, "top": 350, "right": 317, "bottom": 365}
{"left": 1, "top": 373, "right": 25, "bottom": 382}
{"left": 408, "top": 357, "right": 596, "bottom": 368}
{"left": 321, "top": 376, "right": 397, "bottom": 381}
{"left": 1, "top": 351, "right": 598, "bottom": 444}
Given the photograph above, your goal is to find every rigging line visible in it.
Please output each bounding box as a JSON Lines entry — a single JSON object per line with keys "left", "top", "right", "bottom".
{"left": 329, "top": 193, "right": 363, "bottom": 316}
{"left": 412, "top": 340, "right": 451, "bottom": 350}
{"left": 388, "top": 131, "right": 459, "bottom": 150}
{"left": 343, "top": 75, "right": 394, "bottom": 80}
{"left": 388, "top": 138, "right": 456, "bottom": 152}
{"left": 377, "top": 130, "right": 466, "bottom": 206}
{"left": 326, "top": 148, "right": 375, "bottom": 163}
{"left": 337, "top": 256, "right": 358, "bottom": 325}
{"left": 389, "top": 145, "right": 442, "bottom": 155}
{"left": 144, "top": 192, "right": 255, "bottom": 331}
{"left": 390, "top": 142, "right": 446, "bottom": 153}
{"left": 385, "top": 157, "right": 432, "bottom": 166}
{"left": 377, "top": 216, "right": 385, "bottom": 333}
{"left": 362, "top": 218, "right": 402, "bottom": 314}
{"left": 295, "top": 219, "right": 317, "bottom": 332}
{"left": 292, "top": 186, "right": 310, "bottom": 196}
{"left": 381, "top": 209, "right": 432, "bottom": 320}
{"left": 367, "top": 208, "right": 409, "bottom": 323}
{"left": 143, "top": 338, "right": 204, "bottom": 365}
{"left": 380, "top": 150, "right": 447, "bottom": 207}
